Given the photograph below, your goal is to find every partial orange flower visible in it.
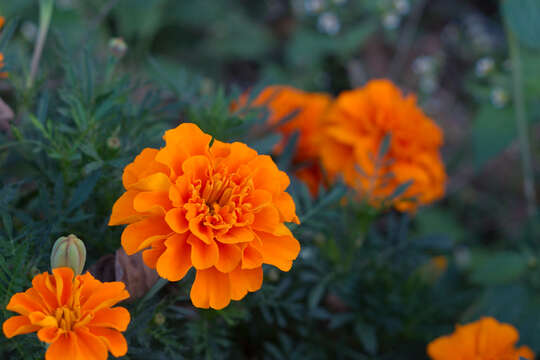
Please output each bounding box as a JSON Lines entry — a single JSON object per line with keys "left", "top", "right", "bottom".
{"left": 234, "top": 86, "right": 332, "bottom": 196}
{"left": 320, "top": 79, "right": 446, "bottom": 211}
{"left": 427, "top": 317, "right": 534, "bottom": 360}
{"left": 109, "top": 123, "right": 301, "bottom": 310}
{"left": 2, "top": 267, "right": 130, "bottom": 360}
{"left": 0, "top": 16, "right": 6, "bottom": 78}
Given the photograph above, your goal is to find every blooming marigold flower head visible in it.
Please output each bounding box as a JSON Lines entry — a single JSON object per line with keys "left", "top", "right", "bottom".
{"left": 2, "top": 267, "right": 130, "bottom": 360}
{"left": 109, "top": 123, "right": 301, "bottom": 310}
{"left": 233, "top": 86, "right": 332, "bottom": 196}
{"left": 320, "top": 79, "right": 446, "bottom": 211}
{"left": 427, "top": 317, "right": 534, "bottom": 360}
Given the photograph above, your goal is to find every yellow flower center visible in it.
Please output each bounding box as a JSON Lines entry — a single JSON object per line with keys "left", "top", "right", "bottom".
{"left": 55, "top": 306, "right": 81, "bottom": 331}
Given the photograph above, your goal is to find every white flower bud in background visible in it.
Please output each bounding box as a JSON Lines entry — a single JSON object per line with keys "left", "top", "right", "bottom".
{"left": 318, "top": 12, "right": 340, "bottom": 35}
{"left": 382, "top": 12, "right": 400, "bottom": 30}
{"left": 490, "top": 87, "right": 508, "bottom": 108}
{"left": 304, "top": 0, "right": 325, "bottom": 13}
{"left": 109, "top": 37, "right": 128, "bottom": 59}
{"left": 394, "top": 0, "right": 410, "bottom": 15}
{"left": 107, "top": 136, "right": 121, "bottom": 149}
{"left": 50, "top": 234, "right": 87, "bottom": 275}
{"left": 21, "top": 21, "right": 38, "bottom": 42}
{"left": 413, "top": 56, "right": 435, "bottom": 75}
{"left": 475, "top": 57, "right": 494, "bottom": 77}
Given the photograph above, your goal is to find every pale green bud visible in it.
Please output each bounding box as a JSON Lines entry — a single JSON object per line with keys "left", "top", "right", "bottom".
{"left": 50, "top": 234, "right": 86, "bottom": 275}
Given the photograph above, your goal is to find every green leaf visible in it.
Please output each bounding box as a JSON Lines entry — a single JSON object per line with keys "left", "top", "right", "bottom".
{"left": 472, "top": 105, "right": 516, "bottom": 168}
{"left": 502, "top": 0, "right": 540, "bottom": 49}
{"left": 355, "top": 322, "right": 377, "bottom": 355}
{"left": 469, "top": 250, "right": 528, "bottom": 285}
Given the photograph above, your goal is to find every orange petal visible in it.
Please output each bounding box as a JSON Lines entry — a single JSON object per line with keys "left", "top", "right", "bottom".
{"left": 229, "top": 267, "right": 263, "bottom": 301}
{"left": 241, "top": 245, "right": 263, "bottom": 269}
{"left": 37, "top": 327, "right": 61, "bottom": 343}
{"left": 2, "top": 315, "right": 40, "bottom": 338}
{"left": 258, "top": 231, "right": 300, "bottom": 271}
{"left": 46, "top": 333, "right": 77, "bottom": 360}
{"left": 133, "top": 191, "right": 172, "bottom": 215}
{"left": 251, "top": 205, "right": 281, "bottom": 233}
{"left": 122, "top": 148, "right": 169, "bottom": 189}
{"left": 109, "top": 190, "right": 143, "bottom": 226}
{"left": 188, "top": 235, "right": 218, "bottom": 270}
{"left": 188, "top": 215, "right": 214, "bottom": 245}
{"left": 244, "top": 189, "right": 273, "bottom": 210}
{"left": 74, "top": 328, "right": 108, "bottom": 360}
{"left": 215, "top": 243, "right": 241, "bottom": 273}
{"left": 82, "top": 282, "right": 129, "bottom": 313}
{"left": 89, "top": 327, "right": 128, "bottom": 357}
{"left": 217, "top": 227, "right": 254, "bottom": 244}
{"left": 89, "top": 307, "right": 131, "bottom": 331}
{"left": 273, "top": 192, "right": 300, "bottom": 224}
{"left": 52, "top": 267, "right": 74, "bottom": 306}
{"left": 28, "top": 312, "right": 57, "bottom": 328}
{"left": 142, "top": 238, "right": 166, "bottom": 269}
{"left": 190, "top": 268, "right": 231, "bottom": 310}
{"left": 156, "top": 234, "right": 192, "bottom": 281}
{"left": 121, "top": 217, "right": 171, "bottom": 255}
{"left": 181, "top": 155, "right": 211, "bottom": 183}
{"left": 218, "top": 142, "right": 258, "bottom": 173}
{"left": 31, "top": 272, "right": 59, "bottom": 310}
{"left": 5, "top": 290, "right": 47, "bottom": 315}
{"left": 516, "top": 346, "right": 535, "bottom": 360}
{"left": 129, "top": 173, "right": 171, "bottom": 192}
{"left": 164, "top": 208, "right": 189, "bottom": 234}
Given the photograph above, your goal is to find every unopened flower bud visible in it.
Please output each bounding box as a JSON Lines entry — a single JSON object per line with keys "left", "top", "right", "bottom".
{"left": 50, "top": 234, "right": 86, "bottom": 275}
{"left": 109, "top": 37, "right": 127, "bottom": 59}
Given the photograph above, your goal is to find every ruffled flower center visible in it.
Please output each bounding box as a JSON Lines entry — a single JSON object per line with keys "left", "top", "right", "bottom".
{"left": 55, "top": 306, "right": 81, "bottom": 331}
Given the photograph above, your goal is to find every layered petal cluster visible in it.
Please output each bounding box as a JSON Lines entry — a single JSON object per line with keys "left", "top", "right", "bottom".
{"left": 234, "top": 86, "right": 331, "bottom": 196}
{"left": 427, "top": 317, "right": 534, "bottom": 360}
{"left": 0, "top": 16, "right": 6, "bottom": 78}
{"left": 109, "top": 123, "right": 301, "bottom": 310}
{"left": 2, "top": 267, "right": 130, "bottom": 360}
{"left": 320, "top": 79, "right": 446, "bottom": 211}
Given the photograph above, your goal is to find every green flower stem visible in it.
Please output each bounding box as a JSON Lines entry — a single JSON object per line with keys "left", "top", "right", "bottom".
{"left": 27, "top": 0, "right": 54, "bottom": 89}
{"left": 505, "top": 22, "right": 538, "bottom": 218}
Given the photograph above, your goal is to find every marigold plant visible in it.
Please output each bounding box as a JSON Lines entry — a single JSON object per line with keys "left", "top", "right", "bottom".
{"left": 2, "top": 267, "right": 130, "bottom": 360}
{"left": 234, "top": 86, "right": 332, "bottom": 195}
{"left": 320, "top": 79, "right": 446, "bottom": 211}
{"left": 109, "top": 122, "right": 301, "bottom": 310}
{"left": 427, "top": 317, "right": 534, "bottom": 360}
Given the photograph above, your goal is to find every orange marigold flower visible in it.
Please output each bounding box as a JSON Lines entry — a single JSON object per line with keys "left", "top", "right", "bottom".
{"left": 2, "top": 267, "right": 130, "bottom": 360}
{"left": 427, "top": 317, "right": 534, "bottom": 360}
{"left": 320, "top": 79, "right": 446, "bottom": 211}
{"left": 234, "top": 86, "right": 332, "bottom": 196}
{"left": 109, "top": 123, "right": 301, "bottom": 310}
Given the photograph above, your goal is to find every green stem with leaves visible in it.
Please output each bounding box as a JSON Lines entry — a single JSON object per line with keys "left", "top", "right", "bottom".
{"left": 27, "top": 0, "right": 54, "bottom": 89}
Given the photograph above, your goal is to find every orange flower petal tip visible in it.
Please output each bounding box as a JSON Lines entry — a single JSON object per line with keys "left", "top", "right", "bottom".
{"left": 2, "top": 267, "right": 131, "bottom": 360}
{"left": 320, "top": 79, "right": 446, "bottom": 212}
{"left": 427, "top": 317, "right": 535, "bottom": 360}
{"left": 109, "top": 122, "right": 301, "bottom": 310}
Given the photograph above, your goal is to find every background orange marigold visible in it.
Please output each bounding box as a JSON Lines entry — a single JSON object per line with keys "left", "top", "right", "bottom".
{"left": 109, "top": 123, "right": 301, "bottom": 310}
{"left": 234, "top": 86, "right": 331, "bottom": 196}
{"left": 427, "top": 317, "right": 534, "bottom": 360}
{"left": 2, "top": 267, "right": 130, "bottom": 360}
{"left": 320, "top": 79, "right": 446, "bottom": 211}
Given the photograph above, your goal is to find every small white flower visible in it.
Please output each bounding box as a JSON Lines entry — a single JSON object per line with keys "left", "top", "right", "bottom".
{"left": 317, "top": 12, "right": 341, "bottom": 35}
{"left": 394, "top": 0, "right": 410, "bottom": 15}
{"left": 382, "top": 12, "right": 401, "bottom": 30}
{"left": 475, "top": 57, "right": 494, "bottom": 77}
{"left": 305, "top": 0, "right": 325, "bottom": 13}
{"left": 413, "top": 56, "right": 435, "bottom": 75}
{"left": 490, "top": 87, "right": 508, "bottom": 108}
